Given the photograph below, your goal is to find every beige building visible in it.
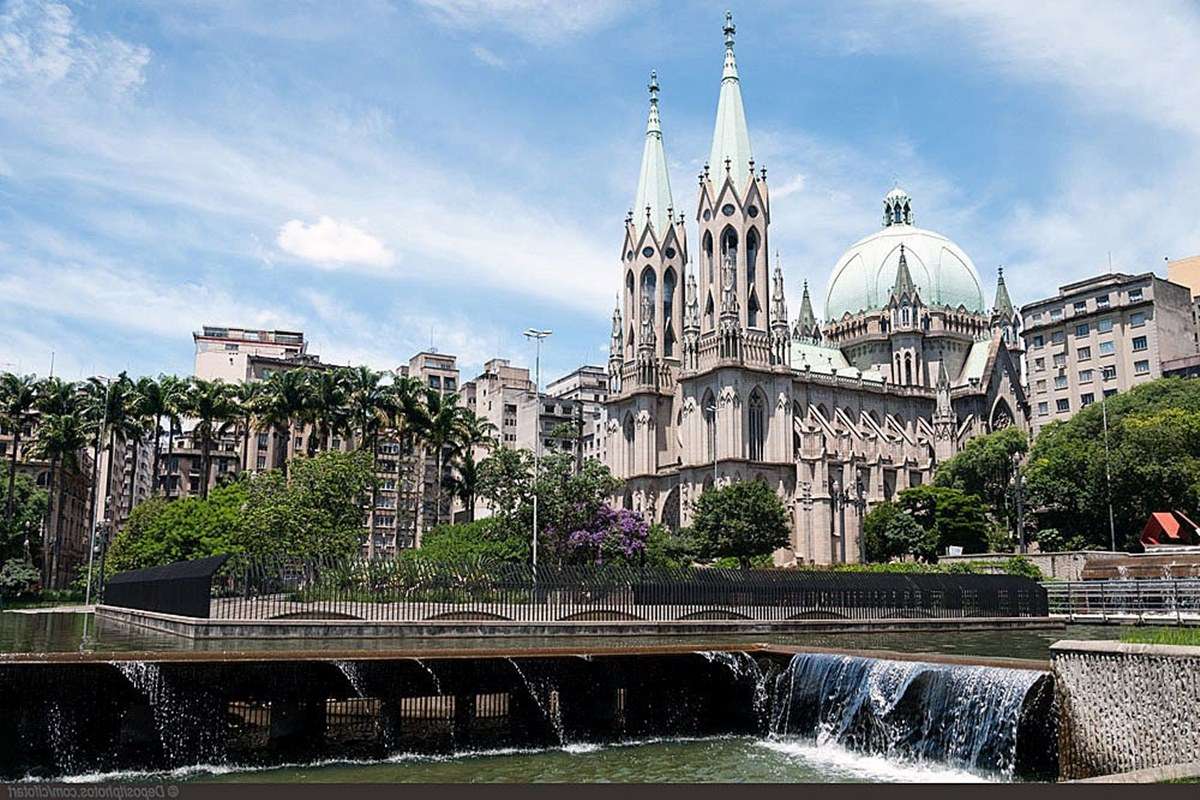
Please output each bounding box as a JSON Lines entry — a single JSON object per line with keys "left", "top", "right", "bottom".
{"left": 402, "top": 351, "right": 460, "bottom": 538}
{"left": 604, "top": 15, "right": 1028, "bottom": 564}
{"left": 193, "top": 327, "right": 308, "bottom": 382}
{"left": 1020, "top": 272, "right": 1197, "bottom": 434}
{"left": 1166, "top": 255, "right": 1200, "bottom": 351}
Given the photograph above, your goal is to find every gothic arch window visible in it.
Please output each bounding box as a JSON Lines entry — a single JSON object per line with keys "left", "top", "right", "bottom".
{"left": 703, "top": 231, "right": 714, "bottom": 284}
{"left": 748, "top": 389, "right": 766, "bottom": 461}
{"left": 622, "top": 413, "right": 635, "bottom": 472}
{"left": 902, "top": 303, "right": 910, "bottom": 325}
{"left": 815, "top": 403, "right": 830, "bottom": 422}
{"left": 663, "top": 325, "right": 676, "bottom": 358}
{"left": 663, "top": 268, "right": 677, "bottom": 354}
{"left": 640, "top": 267, "right": 657, "bottom": 320}
{"left": 748, "top": 290, "right": 761, "bottom": 328}
{"left": 990, "top": 399, "right": 1014, "bottom": 431}
{"left": 622, "top": 489, "right": 633, "bottom": 510}
{"left": 746, "top": 227, "right": 760, "bottom": 291}
{"left": 702, "top": 390, "right": 716, "bottom": 462}
{"left": 904, "top": 354, "right": 913, "bottom": 386}
{"left": 626, "top": 325, "right": 635, "bottom": 360}
{"left": 704, "top": 293, "right": 714, "bottom": 329}
{"left": 720, "top": 226, "right": 739, "bottom": 288}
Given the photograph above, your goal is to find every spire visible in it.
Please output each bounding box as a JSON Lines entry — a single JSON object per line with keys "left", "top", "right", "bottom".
{"left": 770, "top": 254, "right": 787, "bottom": 326}
{"left": 993, "top": 266, "right": 1014, "bottom": 319}
{"left": 891, "top": 243, "right": 917, "bottom": 299}
{"left": 793, "top": 280, "right": 820, "bottom": 343}
{"left": 632, "top": 70, "right": 674, "bottom": 236}
{"left": 708, "top": 11, "right": 754, "bottom": 193}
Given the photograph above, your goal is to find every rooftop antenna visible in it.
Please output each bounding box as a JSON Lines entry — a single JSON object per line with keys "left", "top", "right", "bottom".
{"left": 1108, "top": 251, "right": 1113, "bottom": 274}
{"left": 49, "top": 350, "right": 55, "bottom": 378}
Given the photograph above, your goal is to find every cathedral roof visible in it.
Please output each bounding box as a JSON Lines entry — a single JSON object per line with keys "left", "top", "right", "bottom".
{"left": 823, "top": 189, "right": 986, "bottom": 320}
{"left": 708, "top": 11, "right": 754, "bottom": 194}
{"left": 958, "top": 338, "right": 993, "bottom": 386}
{"left": 632, "top": 71, "right": 674, "bottom": 236}
{"left": 791, "top": 340, "right": 886, "bottom": 382}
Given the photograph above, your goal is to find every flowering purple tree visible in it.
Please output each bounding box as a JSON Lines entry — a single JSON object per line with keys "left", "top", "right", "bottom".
{"left": 552, "top": 505, "right": 650, "bottom": 566}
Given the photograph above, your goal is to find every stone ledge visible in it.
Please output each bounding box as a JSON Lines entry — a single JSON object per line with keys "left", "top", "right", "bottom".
{"left": 1067, "top": 761, "right": 1200, "bottom": 784}
{"left": 1051, "top": 639, "right": 1200, "bottom": 658}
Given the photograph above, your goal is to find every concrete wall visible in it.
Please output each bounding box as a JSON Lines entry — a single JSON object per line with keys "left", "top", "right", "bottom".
{"left": 937, "top": 551, "right": 1126, "bottom": 581}
{"left": 1052, "top": 640, "right": 1200, "bottom": 780}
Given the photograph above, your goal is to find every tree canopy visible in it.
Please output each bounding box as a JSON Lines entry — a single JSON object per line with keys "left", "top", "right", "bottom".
{"left": 689, "top": 480, "right": 790, "bottom": 568}
{"left": 934, "top": 425, "right": 1027, "bottom": 545}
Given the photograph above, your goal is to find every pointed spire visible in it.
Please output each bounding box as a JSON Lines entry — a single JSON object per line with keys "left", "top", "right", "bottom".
{"left": 993, "top": 266, "right": 1014, "bottom": 319}
{"left": 632, "top": 70, "right": 675, "bottom": 236}
{"left": 891, "top": 243, "right": 918, "bottom": 299}
{"left": 708, "top": 11, "right": 754, "bottom": 193}
{"left": 794, "top": 280, "right": 820, "bottom": 343}
{"left": 770, "top": 254, "right": 788, "bottom": 326}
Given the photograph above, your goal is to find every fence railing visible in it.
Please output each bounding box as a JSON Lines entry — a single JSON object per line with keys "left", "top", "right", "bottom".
{"left": 165, "top": 555, "right": 1052, "bottom": 623}
{"left": 1043, "top": 578, "right": 1200, "bottom": 624}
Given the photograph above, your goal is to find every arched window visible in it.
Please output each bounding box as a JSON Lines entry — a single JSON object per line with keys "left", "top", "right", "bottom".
{"left": 748, "top": 390, "right": 766, "bottom": 461}
{"left": 904, "top": 354, "right": 913, "bottom": 386}
{"left": 623, "top": 413, "right": 635, "bottom": 471}
{"left": 902, "top": 303, "right": 910, "bottom": 325}
{"left": 746, "top": 228, "right": 760, "bottom": 291}
{"left": 748, "top": 291, "right": 761, "bottom": 328}
{"left": 702, "top": 391, "right": 716, "bottom": 462}
{"left": 721, "top": 227, "right": 739, "bottom": 289}
{"left": 704, "top": 293, "right": 714, "bottom": 329}
{"left": 703, "top": 231, "right": 714, "bottom": 284}
{"left": 663, "top": 268, "right": 677, "bottom": 354}
{"left": 640, "top": 267, "right": 657, "bottom": 322}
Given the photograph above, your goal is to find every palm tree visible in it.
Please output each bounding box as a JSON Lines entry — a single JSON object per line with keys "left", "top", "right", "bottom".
{"left": 445, "top": 410, "right": 497, "bottom": 523}
{"left": 345, "top": 367, "right": 395, "bottom": 547}
{"left": 28, "top": 410, "right": 86, "bottom": 589}
{"left": 1, "top": 372, "right": 39, "bottom": 526}
{"left": 181, "top": 378, "right": 237, "bottom": 499}
{"left": 257, "top": 369, "right": 313, "bottom": 473}
{"left": 231, "top": 381, "right": 263, "bottom": 472}
{"left": 132, "top": 376, "right": 173, "bottom": 497}
{"left": 159, "top": 375, "right": 188, "bottom": 495}
{"left": 308, "top": 368, "right": 350, "bottom": 454}
{"left": 410, "top": 388, "right": 472, "bottom": 531}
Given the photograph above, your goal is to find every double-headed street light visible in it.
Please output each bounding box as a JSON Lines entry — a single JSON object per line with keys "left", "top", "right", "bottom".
{"left": 523, "top": 329, "right": 552, "bottom": 573}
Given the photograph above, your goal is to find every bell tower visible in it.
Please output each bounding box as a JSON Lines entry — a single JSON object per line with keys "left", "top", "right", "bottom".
{"left": 696, "top": 11, "right": 770, "bottom": 338}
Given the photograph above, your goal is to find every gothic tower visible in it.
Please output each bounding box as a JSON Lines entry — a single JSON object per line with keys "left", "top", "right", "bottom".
{"left": 696, "top": 12, "right": 770, "bottom": 339}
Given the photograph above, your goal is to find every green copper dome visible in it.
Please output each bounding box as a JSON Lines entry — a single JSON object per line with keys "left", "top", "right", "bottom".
{"left": 823, "top": 189, "right": 986, "bottom": 320}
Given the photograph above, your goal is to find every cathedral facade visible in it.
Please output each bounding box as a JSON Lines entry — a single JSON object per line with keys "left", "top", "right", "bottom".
{"left": 604, "top": 13, "right": 1030, "bottom": 565}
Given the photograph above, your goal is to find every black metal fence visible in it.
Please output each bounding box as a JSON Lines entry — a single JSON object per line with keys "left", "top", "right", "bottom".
{"left": 141, "top": 555, "right": 1054, "bottom": 622}
{"left": 104, "top": 555, "right": 230, "bottom": 617}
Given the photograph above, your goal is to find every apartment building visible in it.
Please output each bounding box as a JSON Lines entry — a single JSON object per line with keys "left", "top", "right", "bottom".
{"left": 193, "top": 327, "right": 309, "bottom": 382}
{"left": 545, "top": 365, "right": 609, "bottom": 465}
{"left": 401, "top": 351, "right": 460, "bottom": 540}
{"left": 1020, "top": 272, "right": 1197, "bottom": 433}
{"left": 1166, "top": 255, "right": 1200, "bottom": 350}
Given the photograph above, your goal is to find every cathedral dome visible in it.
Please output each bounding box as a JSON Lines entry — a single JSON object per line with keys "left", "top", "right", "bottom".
{"left": 822, "top": 189, "right": 986, "bottom": 320}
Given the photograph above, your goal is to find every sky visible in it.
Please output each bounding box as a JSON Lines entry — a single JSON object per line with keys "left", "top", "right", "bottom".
{"left": 1, "top": 0, "right": 1198, "bottom": 385}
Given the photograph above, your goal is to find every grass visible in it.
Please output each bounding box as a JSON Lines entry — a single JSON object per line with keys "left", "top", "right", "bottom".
{"left": 1119, "top": 627, "right": 1200, "bottom": 646}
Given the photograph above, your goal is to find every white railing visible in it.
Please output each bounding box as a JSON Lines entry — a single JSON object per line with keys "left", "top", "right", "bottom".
{"left": 1043, "top": 578, "right": 1200, "bottom": 625}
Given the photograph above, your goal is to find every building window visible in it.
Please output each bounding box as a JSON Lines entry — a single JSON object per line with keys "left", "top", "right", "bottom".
{"left": 1073, "top": 301, "right": 1087, "bottom": 314}
{"left": 1079, "top": 369, "right": 1093, "bottom": 383}
{"left": 1035, "top": 379, "right": 1047, "bottom": 393}
{"left": 1102, "top": 365, "right": 1117, "bottom": 380}
{"left": 1056, "top": 398, "right": 1070, "bottom": 413}
{"left": 1050, "top": 308, "right": 1063, "bottom": 321}
{"left": 1034, "top": 357, "right": 1045, "bottom": 371}
{"left": 1053, "top": 353, "right": 1067, "bottom": 368}
{"left": 703, "top": 397, "right": 716, "bottom": 461}
{"left": 1130, "top": 312, "right": 1146, "bottom": 327}
{"left": 444, "top": 377, "right": 456, "bottom": 391}
{"left": 257, "top": 433, "right": 268, "bottom": 449}
{"left": 748, "top": 391, "right": 766, "bottom": 461}
{"left": 256, "top": 456, "right": 266, "bottom": 469}
{"left": 1134, "top": 360, "right": 1150, "bottom": 375}
{"left": 1037, "top": 401, "right": 1049, "bottom": 416}
{"left": 1097, "top": 318, "right": 1114, "bottom": 333}
{"left": 1096, "top": 294, "right": 1110, "bottom": 308}
{"left": 1031, "top": 335, "right": 1044, "bottom": 349}
{"left": 1081, "top": 393, "right": 1095, "bottom": 407}
{"left": 224, "top": 343, "right": 239, "bottom": 351}
{"left": 1030, "top": 312, "right": 1043, "bottom": 323}
{"left": 1051, "top": 331, "right": 1065, "bottom": 344}
{"left": 1075, "top": 323, "right": 1089, "bottom": 337}
{"left": 1103, "top": 388, "right": 1118, "bottom": 398}
{"left": 1099, "top": 340, "right": 1116, "bottom": 355}
{"left": 429, "top": 376, "right": 441, "bottom": 388}
{"left": 1077, "top": 346, "right": 1091, "bottom": 361}
{"left": 1129, "top": 288, "right": 1143, "bottom": 301}
{"left": 1132, "top": 336, "right": 1148, "bottom": 351}
{"left": 1054, "top": 375, "right": 1068, "bottom": 389}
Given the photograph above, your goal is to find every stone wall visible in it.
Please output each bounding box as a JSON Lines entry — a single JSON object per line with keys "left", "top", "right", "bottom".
{"left": 1052, "top": 640, "right": 1200, "bottom": 780}
{"left": 937, "top": 551, "right": 1125, "bottom": 581}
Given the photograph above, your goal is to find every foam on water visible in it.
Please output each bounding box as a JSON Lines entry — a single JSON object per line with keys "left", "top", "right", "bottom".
{"left": 756, "top": 739, "right": 994, "bottom": 783}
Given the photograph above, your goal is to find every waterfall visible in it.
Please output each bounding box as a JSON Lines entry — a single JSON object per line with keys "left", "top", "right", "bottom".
{"left": 698, "top": 651, "right": 772, "bottom": 727}
{"left": 333, "top": 660, "right": 367, "bottom": 697}
{"left": 506, "top": 658, "right": 565, "bottom": 745}
{"left": 111, "top": 661, "right": 224, "bottom": 767}
{"left": 769, "top": 653, "right": 1045, "bottom": 778}
{"left": 412, "top": 659, "right": 443, "bottom": 694}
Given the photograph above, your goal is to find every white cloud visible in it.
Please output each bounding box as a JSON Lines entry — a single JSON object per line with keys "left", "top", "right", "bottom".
{"left": 771, "top": 173, "right": 806, "bottom": 200}
{"left": 0, "top": 0, "right": 150, "bottom": 95}
{"left": 470, "top": 44, "right": 506, "bottom": 68}
{"left": 414, "top": 0, "right": 628, "bottom": 44}
{"left": 276, "top": 216, "right": 396, "bottom": 270}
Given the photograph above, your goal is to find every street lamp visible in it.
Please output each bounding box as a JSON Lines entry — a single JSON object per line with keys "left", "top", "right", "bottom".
{"left": 84, "top": 375, "right": 114, "bottom": 608}
{"left": 523, "top": 328, "right": 552, "bottom": 573}
{"left": 830, "top": 478, "right": 847, "bottom": 564}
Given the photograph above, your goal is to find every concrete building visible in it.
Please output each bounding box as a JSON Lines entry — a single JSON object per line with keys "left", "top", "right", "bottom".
{"left": 546, "top": 365, "right": 610, "bottom": 465}
{"left": 604, "top": 14, "right": 1028, "bottom": 564}
{"left": 402, "top": 351, "right": 460, "bottom": 539}
{"left": 1166, "top": 255, "right": 1200, "bottom": 351}
{"left": 193, "top": 327, "right": 309, "bottom": 382}
{"left": 1020, "top": 272, "right": 1197, "bottom": 434}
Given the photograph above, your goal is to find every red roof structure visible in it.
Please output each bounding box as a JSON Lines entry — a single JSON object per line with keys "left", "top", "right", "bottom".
{"left": 1140, "top": 511, "right": 1200, "bottom": 547}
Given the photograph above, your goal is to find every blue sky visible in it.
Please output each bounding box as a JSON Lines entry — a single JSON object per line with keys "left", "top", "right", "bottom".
{"left": 1, "top": 1, "right": 1198, "bottom": 385}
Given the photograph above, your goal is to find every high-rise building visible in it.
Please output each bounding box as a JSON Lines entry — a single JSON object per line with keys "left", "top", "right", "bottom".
{"left": 193, "top": 327, "right": 309, "bottom": 382}
{"left": 1020, "top": 272, "right": 1197, "bottom": 433}
{"left": 1166, "top": 255, "right": 1200, "bottom": 351}
{"left": 545, "top": 365, "right": 610, "bottom": 465}
{"left": 402, "top": 351, "right": 460, "bottom": 539}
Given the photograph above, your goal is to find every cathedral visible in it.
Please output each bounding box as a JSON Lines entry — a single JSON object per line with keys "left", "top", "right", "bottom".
{"left": 604, "top": 13, "right": 1029, "bottom": 565}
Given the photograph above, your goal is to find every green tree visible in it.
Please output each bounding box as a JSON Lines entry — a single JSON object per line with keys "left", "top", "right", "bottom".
{"left": 407, "top": 517, "right": 529, "bottom": 564}
{"left": 27, "top": 409, "right": 87, "bottom": 588}
{"left": 256, "top": 369, "right": 314, "bottom": 472}
{"left": 934, "top": 425, "right": 1028, "bottom": 535}
{"left": 689, "top": 480, "right": 790, "bottom": 568}
{"left": 240, "top": 450, "right": 374, "bottom": 560}
{"left": 132, "top": 376, "right": 174, "bottom": 497}
{"left": 532, "top": 452, "right": 623, "bottom": 562}
{"left": 105, "top": 484, "right": 247, "bottom": 573}
{"left": 182, "top": 378, "right": 237, "bottom": 499}
{"left": 476, "top": 447, "right": 535, "bottom": 521}
{"left": 0, "top": 472, "right": 47, "bottom": 565}
{"left": 0, "top": 559, "right": 40, "bottom": 600}
{"left": 896, "top": 485, "right": 991, "bottom": 561}
{"left": 863, "top": 501, "right": 899, "bottom": 562}
{"left": 1, "top": 372, "right": 39, "bottom": 527}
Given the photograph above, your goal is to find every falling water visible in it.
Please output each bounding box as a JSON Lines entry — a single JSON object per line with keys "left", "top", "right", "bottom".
{"left": 506, "top": 658, "right": 565, "bottom": 745}
{"left": 112, "top": 661, "right": 224, "bottom": 767}
{"left": 698, "top": 651, "right": 771, "bottom": 726}
{"left": 412, "top": 659, "right": 443, "bottom": 694}
{"left": 769, "top": 653, "right": 1044, "bottom": 777}
{"left": 333, "top": 660, "right": 368, "bottom": 697}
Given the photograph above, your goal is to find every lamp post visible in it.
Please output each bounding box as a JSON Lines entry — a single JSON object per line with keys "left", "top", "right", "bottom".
{"left": 84, "top": 375, "right": 113, "bottom": 607}
{"left": 1101, "top": 393, "right": 1117, "bottom": 552}
{"left": 854, "top": 473, "right": 867, "bottom": 565}
{"left": 830, "top": 478, "right": 847, "bottom": 564}
{"left": 523, "top": 329, "right": 552, "bottom": 573}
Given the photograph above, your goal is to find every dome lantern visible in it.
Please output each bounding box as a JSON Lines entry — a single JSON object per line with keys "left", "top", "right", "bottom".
{"left": 883, "top": 186, "right": 914, "bottom": 228}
